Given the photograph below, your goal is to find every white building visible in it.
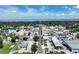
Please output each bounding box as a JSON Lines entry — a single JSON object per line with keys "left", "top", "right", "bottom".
{"left": 52, "top": 36, "right": 63, "bottom": 49}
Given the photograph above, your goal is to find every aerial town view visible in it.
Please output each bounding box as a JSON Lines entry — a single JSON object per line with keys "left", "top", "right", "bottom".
{"left": 0, "top": 5, "right": 79, "bottom": 54}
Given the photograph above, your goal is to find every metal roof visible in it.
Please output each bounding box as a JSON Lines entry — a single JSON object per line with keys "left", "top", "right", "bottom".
{"left": 64, "top": 40, "right": 79, "bottom": 50}
{"left": 52, "top": 36, "right": 62, "bottom": 47}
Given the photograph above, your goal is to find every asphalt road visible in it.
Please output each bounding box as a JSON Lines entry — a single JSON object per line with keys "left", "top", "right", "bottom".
{"left": 37, "top": 25, "right": 43, "bottom": 54}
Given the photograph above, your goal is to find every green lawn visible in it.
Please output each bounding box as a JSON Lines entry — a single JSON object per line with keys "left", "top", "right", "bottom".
{"left": 0, "top": 43, "right": 13, "bottom": 54}
{"left": 14, "top": 52, "right": 32, "bottom": 54}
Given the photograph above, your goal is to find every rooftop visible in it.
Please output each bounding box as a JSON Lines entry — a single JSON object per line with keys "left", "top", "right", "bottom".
{"left": 64, "top": 40, "right": 79, "bottom": 50}
{"left": 52, "top": 36, "right": 63, "bottom": 47}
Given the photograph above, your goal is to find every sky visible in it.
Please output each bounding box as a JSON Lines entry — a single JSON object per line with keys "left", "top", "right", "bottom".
{"left": 0, "top": 5, "right": 79, "bottom": 21}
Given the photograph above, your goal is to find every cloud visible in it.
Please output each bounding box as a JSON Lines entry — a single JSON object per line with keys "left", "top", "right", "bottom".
{"left": 55, "top": 13, "right": 65, "bottom": 16}
{"left": 26, "top": 8, "right": 38, "bottom": 14}
{"left": 65, "top": 6, "right": 69, "bottom": 9}
{"left": 76, "top": 5, "right": 79, "bottom": 8}
{"left": 0, "top": 6, "right": 19, "bottom": 13}
{"left": 73, "top": 5, "right": 79, "bottom": 9}
{"left": 69, "top": 11, "right": 76, "bottom": 16}
{"left": 39, "top": 6, "right": 48, "bottom": 12}
{"left": 64, "top": 6, "right": 72, "bottom": 10}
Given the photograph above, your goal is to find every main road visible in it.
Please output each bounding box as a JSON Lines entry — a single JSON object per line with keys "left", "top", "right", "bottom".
{"left": 37, "top": 24, "right": 43, "bottom": 54}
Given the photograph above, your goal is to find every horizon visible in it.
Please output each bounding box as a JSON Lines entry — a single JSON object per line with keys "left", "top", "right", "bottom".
{"left": 0, "top": 19, "right": 79, "bottom": 22}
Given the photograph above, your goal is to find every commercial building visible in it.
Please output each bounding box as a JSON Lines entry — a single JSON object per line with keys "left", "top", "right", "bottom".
{"left": 63, "top": 40, "right": 79, "bottom": 53}
{"left": 52, "top": 36, "right": 63, "bottom": 49}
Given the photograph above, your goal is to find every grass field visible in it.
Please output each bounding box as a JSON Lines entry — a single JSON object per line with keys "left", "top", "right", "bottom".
{"left": 14, "top": 52, "right": 32, "bottom": 54}
{"left": 0, "top": 43, "right": 13, "bottom": 54}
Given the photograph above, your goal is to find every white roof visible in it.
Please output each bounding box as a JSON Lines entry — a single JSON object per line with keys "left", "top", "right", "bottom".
{"left": 16, "top": 29, "right": 25, "bottom": 36}
{"left": 52, "top": 36, "right": 62, "bottom": 47}
{"left": 43, "top": 36, "right": 49, "bottom": 39}
{"left": 8, "top": 29, "right": 16, "bottom": 33}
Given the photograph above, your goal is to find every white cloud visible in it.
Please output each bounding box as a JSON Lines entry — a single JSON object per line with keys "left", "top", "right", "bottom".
{"left": 39, "top": 6, "right": 48, "bottom": 11}
{"left": 65, "top": 6, "right": 69, "bottom": 9}
{"left": 69, "top": 11, "right": 76, "bottom": 15}
{"left": 0, "top": 6, "right": 18, "bottom": 13}
{"left": 68, "top": 8, "right": 72, "bottom": 10}
{"left": 55, "top": 13, "right": 65, "bottom": 16}
{"left": 11, "top": 10, "right": 17, "bottom": 12}
{"left": 73, "top": 5, "right": 79, "bottom": 9}
{"left": 4, "top": 10, "right": 17, "bottom": 13}
{"left": 25, "top": 6, "right": 38, "bottom": 13}
{"left": 27, "top": 8, "right": 37, "bottom": 13}
{"left": 76, "top": 5, "right": 79, "bottom": 8}
{"left": 64, "top": 6, "right": 72, "bottom": 10}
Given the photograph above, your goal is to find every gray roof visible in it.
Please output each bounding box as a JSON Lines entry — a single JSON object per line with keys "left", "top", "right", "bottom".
{"left": 65, "top": 40, "right": 79, "bottom": 50}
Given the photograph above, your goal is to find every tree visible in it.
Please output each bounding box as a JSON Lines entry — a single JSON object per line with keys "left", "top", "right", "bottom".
{"left": 23, "top": 37, "right": 28, "bottom": 41}
{"left": 28, "top": 32, "right": 31, "bottom": 36}
{"left": 76, "top": 33, "right": 79, "bottom": 39}
{"left": 16, "top": 29, "right": 20, "bottom": 32}
{"left": 11, "top": 36, "right": 16, "bottom": 43}
{"left": 0, "top": 37, "right": 3, "bottom": 48}
{"left": 31, "top": 43, "right": 37, "bottom": 54}
{"left": 45, "top": 48, "right": 48, "bottom": 53}
{"left": 33, "top": 36, "right": 39, "bottom": 42}
{"left": 15, "top": 36, "right": 19, "bottom": 39}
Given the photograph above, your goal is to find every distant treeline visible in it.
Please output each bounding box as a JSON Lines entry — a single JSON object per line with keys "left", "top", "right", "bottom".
{"left": 0, "top": 21, "right": 79, "bottom": 32}
{"left": 0, "top": 21, "right": 79, "bottom": 26}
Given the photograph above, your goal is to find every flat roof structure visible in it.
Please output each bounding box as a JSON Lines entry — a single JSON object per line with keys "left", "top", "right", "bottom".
{"left": 52, "top": 36, "right": 63, "bottom": 47}
{"left": 64, "top": 40, "right": 79, "bottom": 50}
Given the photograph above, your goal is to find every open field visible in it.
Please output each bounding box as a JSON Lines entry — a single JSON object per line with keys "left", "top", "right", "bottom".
{"left": 0, "top": 43, "right": 13, "bottom": 54}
